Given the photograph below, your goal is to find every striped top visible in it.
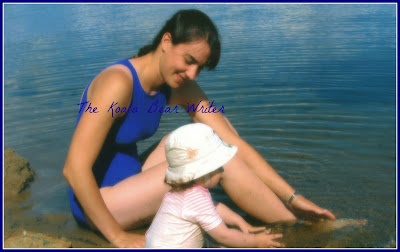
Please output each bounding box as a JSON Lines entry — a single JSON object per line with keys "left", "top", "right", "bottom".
{"left": 145, "top": 185, "right": 223, "bottom": 248}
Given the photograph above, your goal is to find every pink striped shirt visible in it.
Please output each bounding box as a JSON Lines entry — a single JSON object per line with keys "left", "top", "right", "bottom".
{"left": 145, "top": 185, "right": 223, "bottom": 248}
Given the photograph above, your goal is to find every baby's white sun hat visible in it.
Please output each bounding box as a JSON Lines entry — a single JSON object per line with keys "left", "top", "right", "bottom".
{"left": 165, "top": 123, "right": 238, "bottom": 184}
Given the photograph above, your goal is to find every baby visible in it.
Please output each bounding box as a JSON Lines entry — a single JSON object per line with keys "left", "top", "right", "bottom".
{"left": 145, "top": 123, "right": 284, "bottom": 248}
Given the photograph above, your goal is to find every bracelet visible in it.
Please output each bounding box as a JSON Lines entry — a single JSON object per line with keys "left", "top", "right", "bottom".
{"left": 287, "top": 191, "right": 300, "bottom": 205}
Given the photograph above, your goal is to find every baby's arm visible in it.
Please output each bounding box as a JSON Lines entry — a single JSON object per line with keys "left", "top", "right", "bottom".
{"left": 214, "top": 202, "right": 265, "bottom": 234}
{"left": 207, "top": 221, "right": 284, "bottom": 248}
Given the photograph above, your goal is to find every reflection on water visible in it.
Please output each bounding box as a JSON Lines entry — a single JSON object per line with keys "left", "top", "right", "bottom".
{"left": 4, "top": 3, "right": 396, "bottom": 248}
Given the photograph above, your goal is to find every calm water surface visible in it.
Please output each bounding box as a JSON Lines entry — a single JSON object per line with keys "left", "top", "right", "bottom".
{"left": 4, "top": 3, "right": 396, "bottom": 248}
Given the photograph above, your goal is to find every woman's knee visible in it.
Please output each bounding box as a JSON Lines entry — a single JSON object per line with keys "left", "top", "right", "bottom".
{"left": 223, "top": 116, "right": 239, "bottom": 136}
{"left": 220, "top": 154, "right": 243, "bottom": 175}
{"left": 141, "top": 134, "right": 171, "bottom": 171}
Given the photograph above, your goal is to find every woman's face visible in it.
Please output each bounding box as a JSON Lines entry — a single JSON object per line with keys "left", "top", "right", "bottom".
{"left": 160, "top": 34, "right": 211, "bottom": 88}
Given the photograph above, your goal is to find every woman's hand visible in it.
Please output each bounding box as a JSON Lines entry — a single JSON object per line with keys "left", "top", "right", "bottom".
{"left": 110, "top": 231, "right": 145, "bottom": 248}
{"left": 289, "top": 194, "right": 336, "bottom": 221}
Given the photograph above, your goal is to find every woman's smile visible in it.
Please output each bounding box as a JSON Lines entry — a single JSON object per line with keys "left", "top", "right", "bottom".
{"left": 175, "top": 73, "right": 186, "bottom": 85}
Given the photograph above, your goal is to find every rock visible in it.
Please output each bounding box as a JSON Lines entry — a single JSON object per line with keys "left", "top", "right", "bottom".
{"left": 4, "top": 230, "right": 72, "bottom": 248}
{"left": 4, "top": 148, "right": 35, "bottom": 196}
{"left": 2, "top": 149, "right": 116, "bottom": 248}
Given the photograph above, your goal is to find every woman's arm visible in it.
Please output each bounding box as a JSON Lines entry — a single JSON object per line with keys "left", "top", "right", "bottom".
{"left": 63, "top": 66, "right": 144, "bottom": 247}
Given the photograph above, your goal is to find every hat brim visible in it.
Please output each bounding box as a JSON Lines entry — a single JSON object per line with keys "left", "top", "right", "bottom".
{"left": 165, "top": 141, "right": 238, "bottom": 184}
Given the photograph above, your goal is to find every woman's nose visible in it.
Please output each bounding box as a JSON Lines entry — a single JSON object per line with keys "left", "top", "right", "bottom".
{"left": 186, "top": 65, "right": 199, "bottom": 80}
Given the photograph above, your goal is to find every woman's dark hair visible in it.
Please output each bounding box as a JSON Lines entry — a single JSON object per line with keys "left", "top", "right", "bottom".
{"left": 136, "top": 9, "right": 221, "bottom": 70}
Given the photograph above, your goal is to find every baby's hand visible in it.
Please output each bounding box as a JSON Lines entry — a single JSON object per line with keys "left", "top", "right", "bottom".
{"left": 255, "top": 228, "right": 284, "bottom": 248}
{"left": 237, "top": 221, "right": 266, "bottom": 234}
{"left": 248, "top": 226, "right": 267, "bottom": 234}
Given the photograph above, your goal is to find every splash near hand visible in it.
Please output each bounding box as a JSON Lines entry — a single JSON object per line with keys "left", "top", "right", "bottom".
{"left": 308, "top": 218, "right": 368, "bottom": 233}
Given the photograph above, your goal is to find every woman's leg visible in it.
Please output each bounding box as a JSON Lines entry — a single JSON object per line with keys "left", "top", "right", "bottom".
{"left": 139, "top": 131, "right": 297, "bottom": 224}
{"left": 220, "top": 156, "right": 297, "bottom": 224}
{"left": 96, "top": 135, "right": 171, "bottom": 231}
{"left": 141, "top": 134, "right": 170, "bottom": 172}
{"left": 122, "top": 119, "right": 296, "bottom": 223}
{"left": 220, "top": 117, "right": 297, "bottom": 223}
{"left": 100, "top": 161, "right": 170, "bottom": 230}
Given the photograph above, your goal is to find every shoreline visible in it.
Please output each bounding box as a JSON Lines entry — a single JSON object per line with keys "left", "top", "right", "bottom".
{"left": 3, "top": 148, "right": 390, "bottom": 248}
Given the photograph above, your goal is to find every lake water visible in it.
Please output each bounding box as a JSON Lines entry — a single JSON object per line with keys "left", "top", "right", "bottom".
{"left": 3, "top": 3, "right": 397, "bottom": 248}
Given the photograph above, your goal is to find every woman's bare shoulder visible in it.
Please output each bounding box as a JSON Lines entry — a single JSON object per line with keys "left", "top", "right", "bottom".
{"left": 87, "top": 64, "right": 134, "bottom": 108}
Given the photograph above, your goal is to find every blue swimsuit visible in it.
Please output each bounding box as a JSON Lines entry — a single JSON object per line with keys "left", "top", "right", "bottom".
{"left": 69, "top": 59, "right": 169, "bottom": 228}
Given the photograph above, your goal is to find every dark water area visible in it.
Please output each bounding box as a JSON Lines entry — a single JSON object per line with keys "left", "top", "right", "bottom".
{"left": 3, "top": 3, "right": 396, "bottom": 248}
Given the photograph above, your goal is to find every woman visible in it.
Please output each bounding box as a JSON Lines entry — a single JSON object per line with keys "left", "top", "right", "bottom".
{"left": 63, "top": 9, "right": 335, "bottom": 248}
